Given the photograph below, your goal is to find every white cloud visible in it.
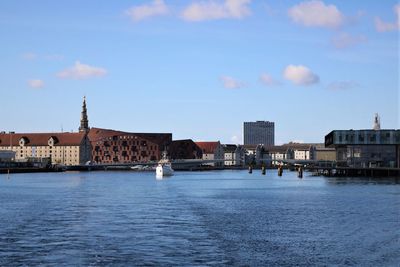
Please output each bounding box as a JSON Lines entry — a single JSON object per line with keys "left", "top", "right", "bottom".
{"left": 57, "top": 61, "right": 107, "bottom": 80}
{"left": 259, "top": 73, "right": 280, "bottom": 86}
{"left": 28, "top": 79, "right": 44, "bottom": 88}
{"left": 331, "top": 32, "right": 367, "bottom": 49}
{"left": 375, "top": 5, "right": 400, "bottom": 32}
{"left": 221, "top": 75, "right": 246, "bottom": 89}
{"left": 182, "top": 0, "right": 251, "bottom": 21}
{"left": 327, "top": 81, "right": 359, "bottom": 91}
{"left": 288, "top": 0, "right": 344, "bottom": 28}
{"left": 125, "top": 0, "right": 169, "bottom": 21}
{"left": 375, "top": 17, "right": 397, "bottom": 32}
{"left": 283, "top": 65, "right": 319, "bottom": 86}
{"left": 21, "top": 52, "right": 37, "bottom": 60}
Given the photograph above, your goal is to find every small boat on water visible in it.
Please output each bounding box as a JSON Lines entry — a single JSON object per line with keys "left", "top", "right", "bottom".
{"left": 156, "top": 151, "right": 174, "bottom": 179}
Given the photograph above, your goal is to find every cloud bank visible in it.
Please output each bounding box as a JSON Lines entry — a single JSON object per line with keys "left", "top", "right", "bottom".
{"left": 57, "top": 61, "right": 107, "bottom": 79}
{"left": 375, "top": 4, "right": 400, "bottom": 32}
{"left": 182, "top": 0, "right": 251, "bottom": 21}
{"left": 125, "top": 0, "right": 169, "bottom": 21}
{"left": 283, "top": 65, "right": 319, "bottom": 86}
{"left": 288, "top": 0, "right": 344, "bottom": 28}
{"left": 221, "top": 75, "right": 247, "bottom": 89}
{"left": 28, "top": 79, "right": 44, "bottom": 88}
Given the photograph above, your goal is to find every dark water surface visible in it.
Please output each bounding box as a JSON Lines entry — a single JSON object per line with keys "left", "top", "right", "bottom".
{"left": 0, "top": 170, "right": 399, "bottom": 266}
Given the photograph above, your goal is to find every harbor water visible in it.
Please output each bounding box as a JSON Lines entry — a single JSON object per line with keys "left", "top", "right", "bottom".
{"left": 0, "top": 170, "right": 399, "bottom": 266}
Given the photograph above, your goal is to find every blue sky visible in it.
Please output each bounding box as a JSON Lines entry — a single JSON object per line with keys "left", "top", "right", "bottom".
{"left": 0, "top": 0, "right": 398, "bottom": 144}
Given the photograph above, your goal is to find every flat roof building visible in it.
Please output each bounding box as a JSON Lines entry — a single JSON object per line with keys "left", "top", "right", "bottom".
{"left": 243, "top": 121, "right": 274, "bottom": 146}
{"left": 325, "top": 129, "right": 400, "bottom": 168}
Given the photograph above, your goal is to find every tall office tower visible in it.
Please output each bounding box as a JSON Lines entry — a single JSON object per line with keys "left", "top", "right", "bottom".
{"left": 243, "top": 121, "right": 275, "bottom": 145}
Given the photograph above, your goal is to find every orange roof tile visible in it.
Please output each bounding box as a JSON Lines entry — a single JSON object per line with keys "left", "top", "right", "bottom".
{"left": 195, "top": 141, "right": 220, "bottom": 154}
{"left": 0, "top": 132, "right": 86, "bottom": 146}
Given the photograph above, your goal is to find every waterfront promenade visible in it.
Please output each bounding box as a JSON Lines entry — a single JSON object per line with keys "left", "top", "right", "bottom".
{"left": 0, "top": 170, "right": 399, "bottom": 266}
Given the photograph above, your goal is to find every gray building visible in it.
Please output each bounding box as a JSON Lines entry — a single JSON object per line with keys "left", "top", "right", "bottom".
{"left": 243, "top": 121, "right": 275, "bottom": 146}
{"left": 325, "top": 129, "right": 400, "bottom": 168}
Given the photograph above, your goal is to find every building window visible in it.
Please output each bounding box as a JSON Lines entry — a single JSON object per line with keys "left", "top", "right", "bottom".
{"left": 370, "top": 135, "right": 376, "bottom": 142}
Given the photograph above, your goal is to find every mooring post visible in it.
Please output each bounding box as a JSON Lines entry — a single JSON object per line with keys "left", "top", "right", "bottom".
{"left": 297, "top": 166, "right": 303, "bottom": 178}
{"left": 278, "top": 164, "right": 283, "bottom": 176}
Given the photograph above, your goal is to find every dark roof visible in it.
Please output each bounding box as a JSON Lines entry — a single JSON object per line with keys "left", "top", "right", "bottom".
{"left": 315, "top": 147, "right": 335, "bottom": 151}
{"left": 242, "top": 144, "right": 261, "bottom": 150}
{"left": 0, "top": 132, "right": 86, "bottom": 146}
{"left": 223, "top": 144, "right": 237, "bottom": 153}
{"left": 169, "top": 139, "right": 202, "bottom": 159}
{"left": 264, "top": 146, "right": 291, "bottom": 153}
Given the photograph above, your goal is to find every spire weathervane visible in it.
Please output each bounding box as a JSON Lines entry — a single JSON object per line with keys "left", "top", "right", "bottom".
{"left": 79, "top": 96, "right": 90, "bottom": 133}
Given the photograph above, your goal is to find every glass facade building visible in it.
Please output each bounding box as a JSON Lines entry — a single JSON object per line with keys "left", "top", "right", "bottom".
{"left": 243, "top": 121, "right": 275, "bottom": 146}
{"left": 325, "top": 130, "right": 400, "bottom": 168}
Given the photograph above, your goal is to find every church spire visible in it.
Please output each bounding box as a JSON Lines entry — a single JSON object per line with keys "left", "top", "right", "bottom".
{"left": 79, "top": 96, "right": 90, "bottom": 133}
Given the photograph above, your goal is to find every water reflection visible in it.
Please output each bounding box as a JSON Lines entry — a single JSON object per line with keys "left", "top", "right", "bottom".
{"left": 0, "top": 170, "right": 399, "bottom": 266}
{"left": 325, "top": 176, "right": 400, "bottom": 185}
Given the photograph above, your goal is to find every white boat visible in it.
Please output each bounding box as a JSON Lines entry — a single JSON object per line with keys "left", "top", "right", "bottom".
{"left": 156, "top": 151, "right": 174, "bottom": 179}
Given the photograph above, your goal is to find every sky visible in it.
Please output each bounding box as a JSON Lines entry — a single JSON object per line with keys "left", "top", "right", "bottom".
{"left": 0, "top": 0, "right": 399, "bottom": 145}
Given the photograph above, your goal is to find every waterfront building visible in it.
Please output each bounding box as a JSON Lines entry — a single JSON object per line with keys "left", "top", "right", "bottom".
{"left": 325, "top": 129, "right": 400, "bottom": 168}
{"left": 314, "top": 147, "right": 336, "bottom": 162}
{"left": 282, "top": 143, "right": 315, "bottom": 160}
{"left": 234, "top": 145, "right": 246, "bottom": 166}
{"left": 243, "top": 144, "right": 264, "bottom": 166}
{"left": 73, "top": 97, "right": 172, "bottom": 164}
{"left": 264, "top": 146, "right": 294, "bottom": 166}
{"left": 168, "top": 139, "right": 202, "bottom": 160}
{"left": 243, "top": 121, "right": 275, "bottom": 146}
{"left": 0, "top": 132, "right": 91, "bottom": 165}
{"left": 223, "top": 144, "right": 245, "bottom": 166}
{"left": 88, "top": 127, "right": 172, "bottom": 164}
{"left": 0, "top": 150, "right": 15, "bottom": 162}
{"left": 223, "top": 144, "right": 237, "bottom": 166}
{"left": 195, "top": 141, "right": 224, "bottom": 167}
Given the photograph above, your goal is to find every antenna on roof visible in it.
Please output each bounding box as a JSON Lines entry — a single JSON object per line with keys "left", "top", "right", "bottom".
{"left": 61, "top": 124, "right": 63, "bottom": 133}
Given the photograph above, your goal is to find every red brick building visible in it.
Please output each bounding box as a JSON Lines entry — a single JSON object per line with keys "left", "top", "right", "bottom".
{"left": 88, "top": 128, "right": 172, "bottom": 164}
